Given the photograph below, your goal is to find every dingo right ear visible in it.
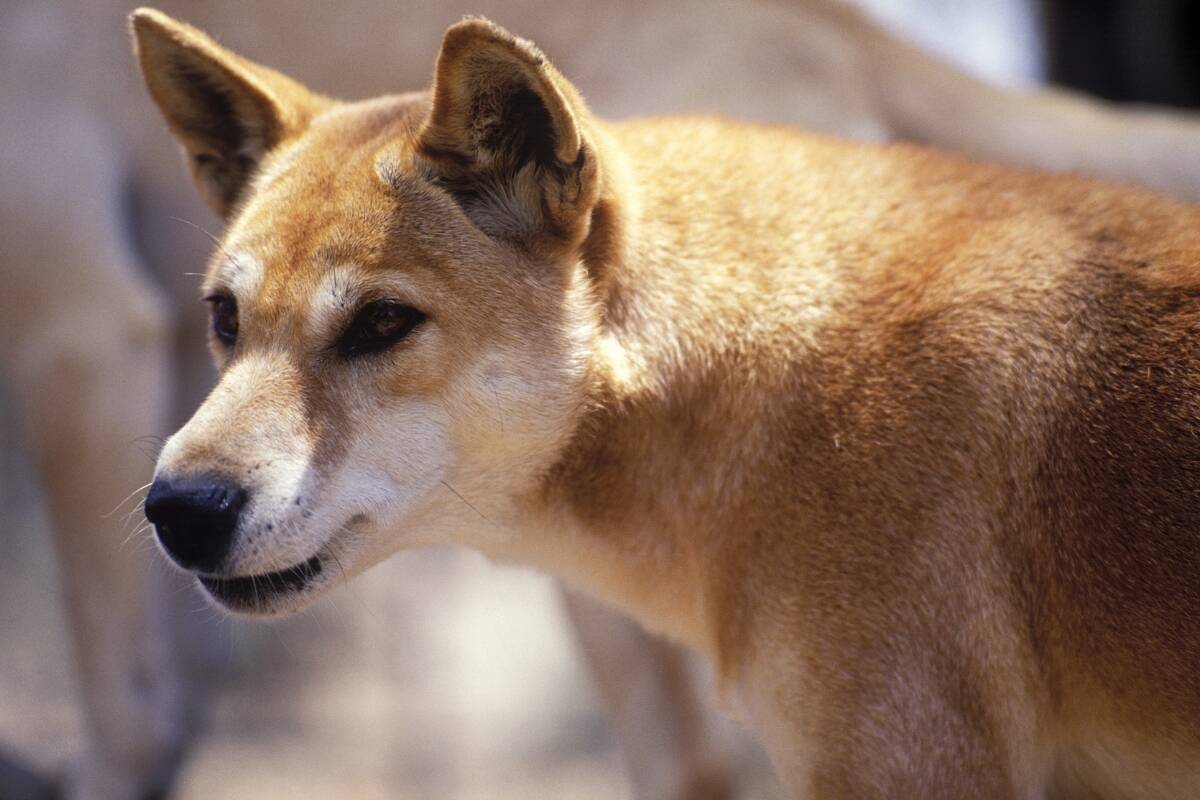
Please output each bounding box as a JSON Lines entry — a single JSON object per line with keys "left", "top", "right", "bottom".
{"left": 416, "top": 19, "right": 601, "bottom": 253}
{"left": 130, "top": 8, "right": 325, "bottom": 218}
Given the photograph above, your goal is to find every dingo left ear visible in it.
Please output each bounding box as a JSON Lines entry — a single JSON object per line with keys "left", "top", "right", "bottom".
{"left": 130, "top": 8, "right": 324, "bottom": 218}
{"left": 417, "top": 19, "right": 601, "bottom": 251}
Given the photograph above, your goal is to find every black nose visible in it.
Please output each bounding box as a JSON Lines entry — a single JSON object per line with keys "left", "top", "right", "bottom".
{"left": 145, "top": 476, "right": 247, "bottom": 573}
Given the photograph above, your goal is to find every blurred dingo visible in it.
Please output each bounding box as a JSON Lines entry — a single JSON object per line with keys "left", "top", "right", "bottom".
{"left": 133, "top": 8, "right": 1200, "bottom": 798}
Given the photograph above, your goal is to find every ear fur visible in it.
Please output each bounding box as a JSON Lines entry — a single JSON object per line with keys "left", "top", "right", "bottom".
{"left": 417, "top": 19, "right": 601, "bottom": 250}
{"left": 130, "top": 8, "right": 323, "bottom": 217}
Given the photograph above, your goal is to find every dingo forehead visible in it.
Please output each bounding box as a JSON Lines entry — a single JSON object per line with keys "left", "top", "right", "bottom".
{"left": 204, "top": 94, "right": 491, "bottom": 317}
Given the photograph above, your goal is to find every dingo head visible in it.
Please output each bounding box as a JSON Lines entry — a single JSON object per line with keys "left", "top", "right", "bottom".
{"left": 132, "top": 9, "right": 613, "bottom": 614}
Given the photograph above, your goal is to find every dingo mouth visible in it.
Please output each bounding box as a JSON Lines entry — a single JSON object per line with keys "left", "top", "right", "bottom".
{"left": 197, "top": 554, "right": 324, "bottom": 612}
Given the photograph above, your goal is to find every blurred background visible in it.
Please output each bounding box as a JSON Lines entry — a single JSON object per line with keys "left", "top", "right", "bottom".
{"left": 1, "top": 1, "right": 1198, "bottom": 798}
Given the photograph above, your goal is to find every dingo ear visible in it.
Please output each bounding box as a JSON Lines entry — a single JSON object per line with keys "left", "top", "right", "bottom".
{"left": 130, "top": 8, "right": 323, "bottom": 218}
{"left": 417, "top": 19, "right": 600, "bottom": 251}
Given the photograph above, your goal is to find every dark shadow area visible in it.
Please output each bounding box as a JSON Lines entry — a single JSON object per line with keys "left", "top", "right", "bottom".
{"left": 1044, "top": 0, "right": 1200, "bottom": 108}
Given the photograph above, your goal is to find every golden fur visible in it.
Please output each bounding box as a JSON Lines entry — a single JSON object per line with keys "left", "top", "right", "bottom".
{"left": 133, "top": 8, "right": 1200, "bottom": 797}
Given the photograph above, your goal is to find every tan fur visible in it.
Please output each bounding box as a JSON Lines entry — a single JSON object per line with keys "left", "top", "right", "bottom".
{"left": 130, "top": 9, "right": 1200, "bottom": 798}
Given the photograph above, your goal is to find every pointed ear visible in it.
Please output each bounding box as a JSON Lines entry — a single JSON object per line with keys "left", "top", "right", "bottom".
{"left": 416, "top": 19, "right": 601, "bottom": 250}
{"left": 130, "top": 8, "right": 324, "bottom": 218}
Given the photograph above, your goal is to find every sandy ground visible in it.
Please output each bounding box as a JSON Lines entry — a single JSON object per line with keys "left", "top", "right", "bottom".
{"left": 0, "top": 381, "right": 775, "bottom": 799}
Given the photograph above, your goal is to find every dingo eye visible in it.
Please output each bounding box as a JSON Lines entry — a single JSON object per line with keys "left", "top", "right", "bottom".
{"left": 203, "top": 293, "right": 238, "bottom": 346}
{"left": 338, "top": 300, "right": 426, "bottom": 357}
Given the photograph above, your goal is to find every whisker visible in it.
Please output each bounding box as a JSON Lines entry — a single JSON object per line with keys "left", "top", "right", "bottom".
{"left": 250, "top": 573, "right": 261, "bottom": 614}
{"left": 121, "top": 499, "right": 149, "bottom": 528}
{"left": 325, "top": 537, "right": 371, "bottom": 621}
{"left": 168, "top": 215, "right": 248, "bottom": 287}
{"left": 130, "top": 434, "right": 167, "bottom": 447}
{"left": 439, "top": 478, "right": 496, "bottom": 527}
{"left": 327, "top": 544, "right": 349, "bottom": 584}
{"left": 169, "top": 574, "right": 203, "bottom": 601}
{"left": 308, "top": 597, "right": 331, "bottom": 631}
{"left": 122, "top": 521, "right": 154, "bottom": 550}
{"left": 130, "top": 435, "right": 167, "bottom": 463}
{"left": 169, "top": 216, "right": 226, "bottom": 251}
{"left": 270, "top": 618, "right": 298, "bottom": 660}
{"left": 102, "top": 481, "right": 154, "bottom": 519}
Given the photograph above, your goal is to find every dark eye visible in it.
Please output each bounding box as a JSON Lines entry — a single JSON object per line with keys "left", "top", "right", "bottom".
{"left": 337, "top": 300, "right": 426, "bottom": 357}
{"left": 203, "top": 293, "right": 238, "bottom": 346}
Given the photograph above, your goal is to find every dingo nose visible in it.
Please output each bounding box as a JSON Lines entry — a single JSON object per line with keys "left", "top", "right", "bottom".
{"left": 145, "top": 476, "right": 247, "bottom": 573}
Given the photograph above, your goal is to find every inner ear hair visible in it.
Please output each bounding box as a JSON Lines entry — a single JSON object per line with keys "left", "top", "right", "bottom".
{"left": 454, "top": 56, "right": 568, "bottom": 172}
{"left": 416, "top": 19, "right": 598, "bottom": 247}
{"left": 130, "top": 8, "right": 321, "bottom": 217}
{"left": 166, "top": 57, "right": 277, "bottom": 163}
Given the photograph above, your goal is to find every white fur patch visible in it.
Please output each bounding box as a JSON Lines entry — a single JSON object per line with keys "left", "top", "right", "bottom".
{"left": 319, "top": 398, "right": 455, "bottom": 552}
{"left": 306, "top": 263, "right": 369, "bottom": 342}
{"left": 205, "top": 250, "right": 264, "bottom": 304}
{"left": 306, "top": 263, "right": 433, "bottom": 343}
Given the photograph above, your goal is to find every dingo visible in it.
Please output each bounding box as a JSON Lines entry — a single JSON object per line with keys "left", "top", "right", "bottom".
{"left": 133, "top": 9, "right": 1200, "bottom": 797}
